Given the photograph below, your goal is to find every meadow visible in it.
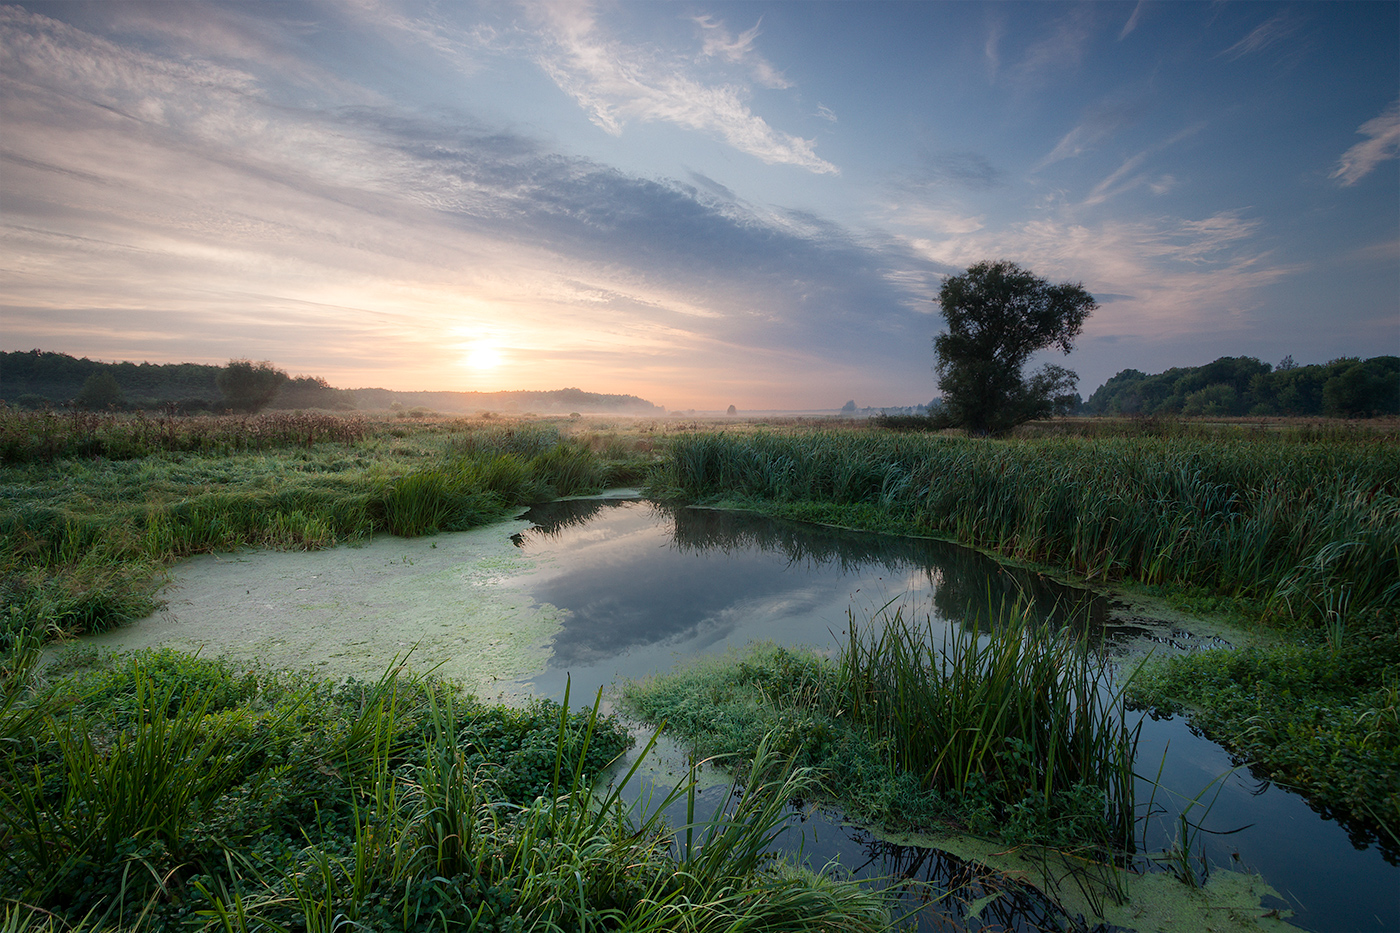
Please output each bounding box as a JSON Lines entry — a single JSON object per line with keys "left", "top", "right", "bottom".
{"left": 1, "top": 406, "right": 1396, "bottom": 928}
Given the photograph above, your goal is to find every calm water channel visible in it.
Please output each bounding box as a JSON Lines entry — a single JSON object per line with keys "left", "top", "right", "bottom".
{"left": 507, "top": 497, "right": 1398, "bottom": 933}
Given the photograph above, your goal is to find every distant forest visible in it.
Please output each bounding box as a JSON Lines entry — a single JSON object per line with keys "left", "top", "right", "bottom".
{"left": 1084, "top": 355, "right": 1400, "bottom": 418}
{"left": 0, "top": 350, "right": 662, "bottom": 415}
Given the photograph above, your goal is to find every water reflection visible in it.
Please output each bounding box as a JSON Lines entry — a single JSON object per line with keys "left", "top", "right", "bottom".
{"left": 514, "top": 498, "right": 1130, "bottom": 672}
{"left": 508, "top": 498, "right": 1399, "bottom": 932}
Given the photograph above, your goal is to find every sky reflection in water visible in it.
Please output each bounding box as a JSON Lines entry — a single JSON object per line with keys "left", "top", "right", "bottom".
{"left": 506, "top": 498, "right": 1398, "bottom": 933}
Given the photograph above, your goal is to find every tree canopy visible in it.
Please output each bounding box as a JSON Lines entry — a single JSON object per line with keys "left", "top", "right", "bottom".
{"left": 933, "top": 260, "right": 1095, "bottom": 435}
{"left": 216, "top": 359, "right": 288, "bottom": 413}
{"left": 1083, "top": 355, "right": 1400, "bottom": 418}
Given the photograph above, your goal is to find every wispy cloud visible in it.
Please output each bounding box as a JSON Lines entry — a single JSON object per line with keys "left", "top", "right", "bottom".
{"left": 525, "top": 3, "right": 835, "bottom": 174}
{"left": 1119, "top": 2, "right": 1147, "bottom": 41}
{"left": 1033, "top": 99, "right": 1146, "bottom": 171}
{"left": 1013, "top": 7, "right": 1093, "bottom": 81}
{"left": 1077, "top": 123, "right": 1203, "bottom": 206}
{"left": 1220, "top": 11, "right": 1303, "bottom": 60}
{"left": 901, "top": 209, "right": 1292, "bottom": 340}
{"left": 693, "top": 14, "right": 790, "bottom": 89}
{"left": 0, "top": 6, "right": 921, "bottom": 405}
{"left": 902, "top": 150, "right": 1005, "bottom": 191}
{"left": 1332, "top": 98, "right": 1400, "bottom": 186}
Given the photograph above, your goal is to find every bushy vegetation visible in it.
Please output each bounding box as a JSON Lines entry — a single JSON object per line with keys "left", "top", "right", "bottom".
{"left": 624, "top": 604, "right": 1139, "bottom": 855}
{"left": 1128, "top": 630, "right": 1400, "bottom": 859}
{"left": 0, "top": 648, "right": 890, "bottom": 932}
{"left": 653, "top": 430, "right": 1399, "bottom": 629}
{"left": 651, "top": 427, "right": 1400, "bottom": 852}
{"left": 0, "top": 415, "right": 651, "bottom": 655}
{"left": 1084, "top": 354, "right": 1400, "bottom": 418}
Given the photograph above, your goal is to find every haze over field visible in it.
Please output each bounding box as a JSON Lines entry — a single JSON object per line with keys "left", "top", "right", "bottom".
{"left": 2, "top": 1, "right": 1396, "bottom": 411}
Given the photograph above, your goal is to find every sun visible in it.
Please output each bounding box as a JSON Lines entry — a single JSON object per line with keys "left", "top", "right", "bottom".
{"left": 464, "top": 342, "right": 504, "bottom": 370}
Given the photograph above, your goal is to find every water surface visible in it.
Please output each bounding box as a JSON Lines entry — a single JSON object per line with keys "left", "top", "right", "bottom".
{"left": 506, "top": 498, "right": 1398, "bottom": 933}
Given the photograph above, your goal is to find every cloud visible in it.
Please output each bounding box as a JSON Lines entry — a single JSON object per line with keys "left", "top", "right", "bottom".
{"left": 815, "top": 103, "right": 837, "bottom": 123}
{"left": 1332, "top": 98, "right": 1400, "bottom": 186}
{"left": 1220, "top": 11, "right": 1303, "bottom": 60}
{"left": 1012, "top": 7, "right": 1093, "bottom": 81}
{"left": 1119, "top": 2, "right": 1147, "bottom": 40}
{"left": 526, "top": 3, "right": 836, "bottom": 174}
{"left": 1033, "top": 99, "right": 1147, "bottom": 170}
{"left": 693, "top": 14, "right": 790, "bottom": 89}
{"left": 905, "top": 150, "right": 1005, "bottom": 191}
{"left": 900, "top": 209, "right": 1293, "bottom": 340}
{"left": 0, "top": 5, "right": 929, "bottom": 406}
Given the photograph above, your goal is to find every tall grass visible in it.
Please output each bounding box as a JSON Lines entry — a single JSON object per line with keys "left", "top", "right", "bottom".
{"left": 0, "top": 407, "right": 369, "bottom": 464}
{"left": 654, "top": 431, "right": 1400, "bottom": 628}
{"left": 1, "top": 422, "right": 628, "bottom": 647}
{"left": 0, "top": 647, "right": 893, "bottom": 932}
{"left": 624, "top": 602, "right": 1139, "bottom": 854}
{"left": 832, "top": 606, "right": 1138, "bottom": 849}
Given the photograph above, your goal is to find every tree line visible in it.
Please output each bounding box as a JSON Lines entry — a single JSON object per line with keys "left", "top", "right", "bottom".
{"left": 0, "top": 350, "right": 664, "bottom": 415}
{"left": 920, "top": 260, "right": 1396, "bottom": 435}
{"left": 1084, "top": 354, "right": 1400, "bottom": 419}
{"left": 0, "top": 351, "right": 353, "bottom": 413}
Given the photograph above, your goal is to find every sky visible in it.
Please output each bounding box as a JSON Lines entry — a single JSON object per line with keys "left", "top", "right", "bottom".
{"left": 1, "top": 1, "right": 1396, "bottom": 411}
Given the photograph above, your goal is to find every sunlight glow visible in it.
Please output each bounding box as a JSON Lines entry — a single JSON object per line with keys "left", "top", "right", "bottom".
{"left": 465, "top": 342, "right": 504, "bottom": 370}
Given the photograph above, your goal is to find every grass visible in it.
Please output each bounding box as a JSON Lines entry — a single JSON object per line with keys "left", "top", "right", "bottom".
{"left": 623, "top": 600, "right": 1140, "bottom": 856}
{"left": 649, "top": 424, "right": 1400, "bottom": 860}
{"left": 0, "top": 646, "right": 893, "bottom": 932}
{"left": 0, "top": 411, "right": 654, "bottom": 653}
{"left": 651, "top": 430, "right": 1399, "bottom": 629}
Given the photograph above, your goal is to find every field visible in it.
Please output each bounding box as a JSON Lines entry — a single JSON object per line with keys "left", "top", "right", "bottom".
{"left": 1, "top": 406, "right": 1396, "bottom": 929}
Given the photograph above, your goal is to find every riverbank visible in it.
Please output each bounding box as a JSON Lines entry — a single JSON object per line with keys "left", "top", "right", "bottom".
{"left": 648, "top": 428, "right": 1400, "bottom": 858}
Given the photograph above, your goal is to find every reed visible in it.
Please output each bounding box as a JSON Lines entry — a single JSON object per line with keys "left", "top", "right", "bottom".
{"left": 655, "top": 431, "right": 1400, "bottom": 629}
{"left": 623, "top": 602, "right": 1140, "bottom": 853}
{"left": 830, "top": 605, "right": 1138, "bottom": 849}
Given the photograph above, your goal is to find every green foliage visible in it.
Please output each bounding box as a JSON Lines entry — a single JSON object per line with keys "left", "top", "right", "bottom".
{"left": 624, "top": 603, "right": 1139, "bottom": 854}
{"left": 655, "top": 430, "right": 1400, "bottom": 630}
{"left": 0, "top": 408, "right": 370, "bottom": 464}
{"left": 0, "top": 650, "right": 890, "bottom": 932}
{"left": 0, "top": 350, "right": 222, "bottom": 409}
{"left": 0, "top": 421, "right": 625, "bottom": 656}
{"left": 1128, "top": 623, "right": 1400, "bottom": 858}
{"left": 1084, "top": 354, "right": 1400, "bottom": 418}
{"left": 653, "top": 428, "right": 1400, "bottom": 845}
{"left": 74, "top": 372, "right": 125, "bottom": 411}
{"left": 934, "top": 260, "right": 1095, "bottom": 435}
{"left": 216, "top": 360, "right": 288, "bottom": 414}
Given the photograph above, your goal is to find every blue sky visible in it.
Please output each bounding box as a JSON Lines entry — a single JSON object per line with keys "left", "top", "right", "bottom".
{"left": 2, "top": 1, "right": 1396, "bottom": 410}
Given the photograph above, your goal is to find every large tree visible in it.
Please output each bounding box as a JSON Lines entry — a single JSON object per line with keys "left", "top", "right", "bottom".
{"left": 217, "top": 359, "right": 288, "bottom": 413}
{"left": 933, "top": 260, "right": 1095, "bottom": 435}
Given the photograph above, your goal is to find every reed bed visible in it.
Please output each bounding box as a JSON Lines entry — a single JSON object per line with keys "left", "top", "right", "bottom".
{"left": 0, "top": 648, "right": 892, "bottom": 933}
{"left": 654, "top": 431, "right": 1400, "bottom": 629}
{"left": 833, "top": 607, "right": 1138, "bottom": 849}
{"left": 624, "top": 601, "right": 1139, "bottom": 854}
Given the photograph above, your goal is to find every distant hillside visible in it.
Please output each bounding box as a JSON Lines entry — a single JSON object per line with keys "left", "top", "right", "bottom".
{"left": 350, "top": 386, "right": 663, "bottom": 415}
{"left": 1084, "top": 355, "right": 1400, "bottom": 418}
{"left": 0, "top": 350, "right": 662, "bottom": 415}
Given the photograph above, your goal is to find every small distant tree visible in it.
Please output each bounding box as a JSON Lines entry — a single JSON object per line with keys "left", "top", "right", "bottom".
{"left": 933, "top": 260, "right": 1096, "bottom": 435}
{"left": 217, "top": 359, "right": 288, "bottom": 413}
{"left": 74, "top": 371, "right": 124, "bottom": 410}
{"left": 841, "top": 400, "right": 857, "bottom": 414}
{"left": 727, "top": 404, "right": 737, "bottom": 415}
